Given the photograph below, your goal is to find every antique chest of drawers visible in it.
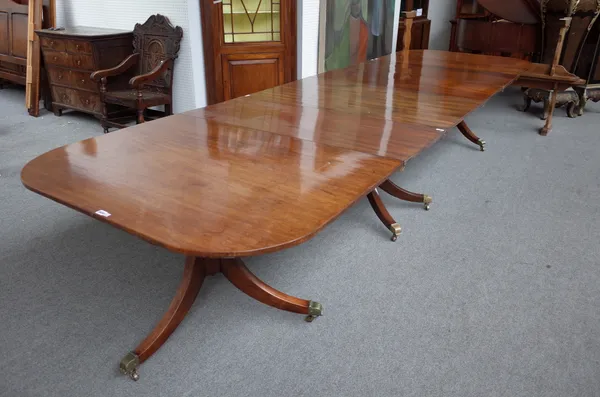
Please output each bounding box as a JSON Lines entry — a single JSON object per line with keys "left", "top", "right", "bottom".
{"left": 36, "top": 27, "right": 133, "bottom": 117}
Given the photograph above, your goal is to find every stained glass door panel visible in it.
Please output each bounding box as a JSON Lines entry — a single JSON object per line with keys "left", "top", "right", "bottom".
{"left": 222, "top": 0, "right": 281, "bottom": 43}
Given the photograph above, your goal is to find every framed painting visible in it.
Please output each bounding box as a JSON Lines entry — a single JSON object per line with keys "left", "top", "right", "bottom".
{"left": 318, "top": 0, "right": 398, "bottom": 73}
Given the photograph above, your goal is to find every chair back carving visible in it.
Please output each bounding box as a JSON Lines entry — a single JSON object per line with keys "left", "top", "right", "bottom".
{"left": 133, "top": 14, "right": 183, "bottom": 93}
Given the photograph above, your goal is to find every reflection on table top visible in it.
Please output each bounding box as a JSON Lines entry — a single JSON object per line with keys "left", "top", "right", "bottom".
{"left": 22, "top": 50, "right": 532, "bottom": 257}
{"left": 21, "top": 115, "right": 401, "bottom": 257}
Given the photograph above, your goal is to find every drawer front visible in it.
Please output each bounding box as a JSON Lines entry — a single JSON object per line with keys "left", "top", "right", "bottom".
{"left": 70, "top": 54, "right": 95, "bottom": 70}
{"left": 70, "top": 70, "right": 98, "bottom": 91}
{"left": 47, "top": 68, "right": 98, "bottom": 92}
{"left": 66, "top": 40, "right": 92, "bottom": 54}
{"left": 51, "top": 86, "right": 102, "bottom": 114}
{"left": 46, "top": 67, "right": 70, "bottom": 85}
{"left": 44, "top": 50, "right": 70, "bottom": 67}
{"left": 40, "top": 37, "right": 66, "bottom": 52}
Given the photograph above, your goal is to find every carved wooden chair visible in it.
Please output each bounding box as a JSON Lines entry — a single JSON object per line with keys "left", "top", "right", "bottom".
{"left": 90, "top": 14, "right": 183, "bottom": 133}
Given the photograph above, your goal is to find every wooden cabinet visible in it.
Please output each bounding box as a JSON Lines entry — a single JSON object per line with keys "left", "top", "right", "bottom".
{"left": 37, "top": 27, "right": 133, "bottom": 117}
{"left": 449, "top": 0, "right": 538, "bottom": 60}
{"left": 200, "top": 0, "right": 296, "bottom": 105}
{"left": 397, "top": 0, "right": 431, "bottom": 51}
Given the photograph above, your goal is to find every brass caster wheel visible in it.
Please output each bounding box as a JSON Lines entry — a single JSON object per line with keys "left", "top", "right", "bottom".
{"left": 423, "top": 195, "right": 432, "bottom": 211}
{"left": 130, "top": 369, "right": 140, "bottom": 381}
{"left": 119, "top": 351, "right": 140, "bottom": 382}
{"left": 477, "top": 139, "right": 486, "bottom": 152}
{"left": 388, "top": 223, "right": 401, "bottom": 242}
{"left": 305, "top": 301, "right": 322, "bottom": 322}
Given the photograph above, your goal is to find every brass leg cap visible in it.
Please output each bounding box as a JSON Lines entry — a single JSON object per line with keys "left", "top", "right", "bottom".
{"left": 119, "top": 352, "right": 140, "bottom": 381}
{"left": 305, "top": 301, "right": 323, "bottom": 322}
{"left": 477, "top": 139, "right": 486, "bottom": 152}
{"left": 388, "top": 223, "right": 402, "bottom": 242}
{"left": 423, "top": 195, "right": 432, "bottom": 211}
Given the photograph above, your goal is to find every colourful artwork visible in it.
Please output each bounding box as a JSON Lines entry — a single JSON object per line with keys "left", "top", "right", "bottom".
{"left": 318, "top": 0, "right": 397, "bottom": 72}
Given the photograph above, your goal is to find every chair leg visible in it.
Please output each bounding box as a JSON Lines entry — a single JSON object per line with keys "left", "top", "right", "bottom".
{"left": 165, "top": 104, "right": 173, "bottom": 116}
{"left": 137, "top": 108, "right": 145, "bottom": 124}
{"left": 100, "top": 101, "right": 109, "bottom": 133}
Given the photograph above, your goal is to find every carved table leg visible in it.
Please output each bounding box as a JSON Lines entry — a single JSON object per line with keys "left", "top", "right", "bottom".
{"left": 379, "top": 179, "right": 432, "bottom": 210}
{"left": 540, "top": 83, "right": 558, "bottom": 136}
{"left": 119, "top": 256, "right": 321, "bottom": 381}
{"left": 367, "top": 189, "right": 401, "bottom": 242}
{"left": 521, "top": 95, "right": 532, "bottom": 112}
{"left": 542, "top": 97, "right": 550, "bottom": 120}
{"left": 574, "top": 86, "right": 587, "bottom": 117}
{"left": 457, "top": 120, "right": 485, "bottom": 151}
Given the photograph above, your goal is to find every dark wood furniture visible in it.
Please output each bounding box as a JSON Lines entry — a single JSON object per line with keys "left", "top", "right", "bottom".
{"left": 22, "top": 49, "right": 533, "bottom": 382}
{"left": 90, "top": 15, "right": 183, "bottom": 132}
{"left": 520, "top": 0, "right": 600, "bottom": 119}
{"left": 449, "top": 0, "right": 539, "bottom": 60}
{"left": 200, "top": 0, "right": 297, "bottom": 105}
{"left": 0, "top": 0, "right": 51, "bottom": 86}
{"left": 574, "top": 18, "right": 600, "bottom": 113}
{"left": 37, "top": 27, "right": 133, "bottom": 119}
{"left": 397, "top": 0, "right": 431, "bottom": 51}
{"left": 0, "top": 0, "right": 29, "bottom": 86}
{"left": 516, "top": 18, "right": 586, "bottom": 135}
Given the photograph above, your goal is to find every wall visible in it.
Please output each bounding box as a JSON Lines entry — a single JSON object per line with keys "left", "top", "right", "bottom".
{"left": 298, "top": 0, "right": 320, "bottom": 78}
{"left": 55, "top": 0, "right": 206, "bottom": 112}
{"left": 427, "top": 0, "right": 456, "bottom": 50}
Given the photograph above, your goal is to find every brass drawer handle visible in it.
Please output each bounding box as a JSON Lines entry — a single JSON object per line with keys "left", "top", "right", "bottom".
{"left": 84, "top": 99, "right": 90, "bottom": 105}
{"left": 76, "top": 60, "right": 81, "bottom": 66}
{"left": 62, "top": 94, "right": 68, "bottom": 101}
{"left": 76, "top": 44, "right": 81, "bottom": 50}
{"left": 53, "top": 56, "right": 58, "bottom": 61}
{"left": 81, "top": 79, "right": 86, "bottom": 84}
{"left": 50, "top": 40, "right": 55, "bottom": 47}
{"left": 57, "top": 73, "right": 63, "bottom": 80}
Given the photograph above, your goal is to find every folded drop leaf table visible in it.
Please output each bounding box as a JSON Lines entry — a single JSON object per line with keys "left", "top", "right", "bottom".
{"left": 21, "top": 50, "right": 532, "bottom": 380}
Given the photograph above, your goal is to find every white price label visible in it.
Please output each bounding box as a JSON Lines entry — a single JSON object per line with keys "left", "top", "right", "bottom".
{"left": 95, "top": 210, "right": 111, "bottom": 217}
{"left": 416, "top": 8, "right": 423, "bottom": 17}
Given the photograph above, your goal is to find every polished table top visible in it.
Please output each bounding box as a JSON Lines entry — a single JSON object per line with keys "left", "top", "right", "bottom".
{"left": 187, "top": 51, "right": 532, "bottom": 132}
{"left": 22, "top": 50, "right": 531, "bottom": 257}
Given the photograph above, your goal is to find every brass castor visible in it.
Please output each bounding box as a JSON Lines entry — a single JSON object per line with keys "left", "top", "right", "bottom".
{"left": 119, "top": 351, "right": 141, "bottom": 381}
{"left": 423, "top": 195, "right": 432, "bottom": 211}
{"left": 129, "top": 369, "right": 140, "bottom": 381}
{"left": 389, "top": 223, "right": 401, "bottom": 242}
{"left": 477, "top": 139, "right": 486, "bottom": 152}
{"left": 305, "top": 301, "right": 323, "bottom": 322}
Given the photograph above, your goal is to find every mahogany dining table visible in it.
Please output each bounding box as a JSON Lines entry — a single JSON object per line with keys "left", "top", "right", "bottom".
{"left": 21, "top": 50, "right": 533, "bottom": 381}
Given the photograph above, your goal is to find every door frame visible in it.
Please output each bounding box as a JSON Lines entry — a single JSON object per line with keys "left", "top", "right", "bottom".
{"left": 200, "top": 0, "right": 297, "bottom": 105}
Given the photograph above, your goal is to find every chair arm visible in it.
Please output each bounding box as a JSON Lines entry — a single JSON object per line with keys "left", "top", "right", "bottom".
{"left": 90, "top": 53, "right": 140, "bottom": 82}
{"left": 129, "top": 58, "right": 173, "bottom": 89}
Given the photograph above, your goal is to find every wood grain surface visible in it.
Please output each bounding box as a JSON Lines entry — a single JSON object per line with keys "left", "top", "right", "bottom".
{"left": 21, "top": 114, "right": 401, "bottom": 257}
{"left": 22, "top": 50, "right": 532, "bottom": 257}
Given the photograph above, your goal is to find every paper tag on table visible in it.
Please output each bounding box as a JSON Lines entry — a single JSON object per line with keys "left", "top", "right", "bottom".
{"left": 95, "top": 210, "right": 111, "bottom": 217}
